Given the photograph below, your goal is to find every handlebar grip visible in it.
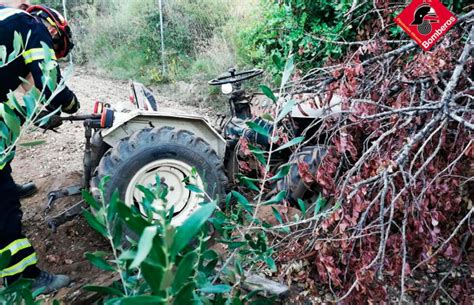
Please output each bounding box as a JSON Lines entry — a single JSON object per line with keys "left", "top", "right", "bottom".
{"left": 100, "top": 108, "right": 115, "bottom": 128}
{"left": 93, "top": 101, "right": 104, "bottom": 114}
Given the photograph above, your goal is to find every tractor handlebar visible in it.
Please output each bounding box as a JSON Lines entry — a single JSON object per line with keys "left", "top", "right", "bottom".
{"left": 60, "top": 107, "right": 115, "bottom": 129}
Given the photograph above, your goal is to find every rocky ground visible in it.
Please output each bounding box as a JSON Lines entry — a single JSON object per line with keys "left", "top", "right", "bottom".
{"left": 11, "top": 67, "right": 214, "bottom": 304}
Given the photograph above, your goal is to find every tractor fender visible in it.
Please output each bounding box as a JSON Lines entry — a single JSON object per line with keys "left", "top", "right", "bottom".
{"left": 100, "top": 109, "right": 226, "bottom": 158}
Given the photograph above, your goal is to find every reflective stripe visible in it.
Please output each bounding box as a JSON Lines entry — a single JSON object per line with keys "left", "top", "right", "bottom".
{"left": 0, "top": 8, "right": 24, "bottom": 22}
{"left": 0, "top": 253, "right": 37, "bottom": 277}
{"left": 46, "top": 17, "right": 56, "bottom": 27}
{"left": 23, "top": 48, "right": 57, "bottom": 64}
{"left": 0, "top": 239, "right": 32, "bottom": 256}
{"left": 62, "top": 98, "right": 76, "bottom": 112}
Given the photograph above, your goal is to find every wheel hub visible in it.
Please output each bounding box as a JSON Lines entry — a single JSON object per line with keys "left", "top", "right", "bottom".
{"left": 124, "top": 159, "right": 205, "bottom": 226}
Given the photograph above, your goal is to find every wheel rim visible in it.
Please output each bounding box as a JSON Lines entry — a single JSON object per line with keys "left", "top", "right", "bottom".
{"left": 124, "top": 159, "right": 205, "bottom": 226}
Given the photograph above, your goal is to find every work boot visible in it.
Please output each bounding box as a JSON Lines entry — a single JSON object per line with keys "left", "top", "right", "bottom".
{"left": 31, "top": 271, "right": 70, "bottom": 295}
{"left": 16, "top": 182, "right": 38, "bottom": 199}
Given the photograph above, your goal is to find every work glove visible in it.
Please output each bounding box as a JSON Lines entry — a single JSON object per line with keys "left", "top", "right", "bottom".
{"left": 62, "top": 95, "right": 80, "bottom": 115}
{"left": 34, "top": 111, "right": 63, "bottom": 130}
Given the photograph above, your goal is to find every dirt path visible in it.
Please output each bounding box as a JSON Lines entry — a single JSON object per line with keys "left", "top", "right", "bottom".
{"left": 10, "top": 67, "right": 208, "bottom": 304}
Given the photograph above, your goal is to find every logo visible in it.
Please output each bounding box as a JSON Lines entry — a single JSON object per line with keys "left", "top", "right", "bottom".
{"left": 395, "top": 0, "right": 457, "bottom": 51}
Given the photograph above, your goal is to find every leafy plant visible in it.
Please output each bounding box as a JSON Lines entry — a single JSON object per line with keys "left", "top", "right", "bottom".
{"left": 238, "top": 0, "right": 472, "bottom": 80}
{"left": 82, "top": 175, "right": 274, "bottom": 304}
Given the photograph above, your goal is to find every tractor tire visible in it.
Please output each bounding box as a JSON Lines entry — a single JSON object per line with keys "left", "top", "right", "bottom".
{"left": 90, "top": 127, "right": 227, "bottom": 226}
{"left": 277, "top": 145, "right": 329, "bottom": 202}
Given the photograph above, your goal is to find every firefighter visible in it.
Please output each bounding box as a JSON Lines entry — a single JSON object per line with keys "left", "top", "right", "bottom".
{"left": 0, "top": 1, "right": 80, "bottom": 293}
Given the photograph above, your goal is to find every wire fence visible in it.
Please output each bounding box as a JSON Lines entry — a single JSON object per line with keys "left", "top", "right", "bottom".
{"left": 32, "top": 0, "right": 259, "bottom": 85}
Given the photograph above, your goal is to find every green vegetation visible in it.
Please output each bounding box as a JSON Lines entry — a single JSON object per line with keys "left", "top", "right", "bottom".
{"left": 80, "top": 175, "right": 279, "bottom": 304}
{"left": 238, "top": 0, "right": 472, "bottom": 80}
{"left": 34, "top": 0, "right": 471, "bottom": 85}
{"left": 35, "top": 0, "right": 258, "bottom": 84}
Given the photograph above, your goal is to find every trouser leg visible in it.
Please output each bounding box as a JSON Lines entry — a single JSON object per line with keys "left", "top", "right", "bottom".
{"left": 0, "top": 163, "right": 40, "bottom": 284}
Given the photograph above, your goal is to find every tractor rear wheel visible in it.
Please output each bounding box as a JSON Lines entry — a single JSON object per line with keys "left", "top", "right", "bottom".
{"left": 277, "top": 145, "right": 329, "bottom": 203}
{"left": 91, "top": 127, "right": 227, "bottom": 226}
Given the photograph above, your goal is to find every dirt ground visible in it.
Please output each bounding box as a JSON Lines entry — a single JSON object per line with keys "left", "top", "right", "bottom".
{"left": 10, "top": 67, "right": 211, "bottom": 304}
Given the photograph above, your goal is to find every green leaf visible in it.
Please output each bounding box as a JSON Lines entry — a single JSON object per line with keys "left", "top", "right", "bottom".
{"left": 83, "top": 210, "right": 107, "bottom": 237}
{"left": 0, "top": 250, "right": 11, "bottom": 270}
{"left": 262, "top": 191, "right": 287, "bottom": 205}
{"left": 269, "top": 164, "right": 291, "bottom": 181}
{"left": 200, "top": 284, "right": 232, "bottom": 294}
{"left": 23, "top": 93, "right": 36, "bottom": 118}
{"left": 0, "top": 103, "right": 21, "bottom": 139}
{"left": 116, "top": 200, "right": 150, "bottom": 236}
{"left": 107, "top": 191, "right": 120, "bottom": 223}
{"left": 261, "top": 113, "right": 274, "bottom": 122}
{"left": 281, "top": 55, "right": 295, "bottom": 87}
{"left": 105, "top": 296, "right": 166, "bottom": 305}
{"left": 272, "top": 207, "right": 283, "bottom": 225}
{"left": 85, "top": 252, "right": 115, "bottom": 272}
{"left": 147, "top": 239, "right": 167, "bottom": 267}
{"left": 239, "top": 176, "right": 259, "bottom": 191}
{"left": 13, "top": 31, "right": 23, "bottom": 55}
{"left": 248, "top": 145, "right": 266, "bottom": 156}
{"left": 172, "top": 251, "right": 198, "bottom": 293}
{"left": 185, "top": 184, "right": 203, "bottom": 193}
{"left": 297, "top": 199, "right": 307, "bottom": 218}
{"left": 7, "top": 92, "right": 25, "bottom": 116}
{"left": 130, "top": 226, "right": 158, "bottom": 269}
{"left": 248, "top": 144, "right": 267, "bottom": 165}
{"left": 173, "top": 283, "right": 195, "bottom": 305}
{"left": 18, "top": 140, "right": 46, "bottom": 147}
{"left": 246, "top": 121, "right": 270, "bottom": 138}
{"left": 0, "top": 121, "right": 9, "bottom": 140}
{"left": 99, "top": 176, "right": 111, "bottom": 190}
{"left": 136, "top": 185, "right": 156, "bottom": 203}
{"left": 0, "top": 45, "right": 6, "bottom": 64}
{"left": 40, "top": 42, "right": 54, "bottom": 61}
{"left": 314, "top": 195, "right": 327, "bottom": 215}
{"left": 83, "top": 285, "right": 124, "bottom": 297}
{"left": 259, "top": 85, "right": 277, "bottom": 102}
{"left": 112, "top": 223, "right": 123, "bottom": 249}
{"left": 231, "top": 191, "right": 253, "bottom": 213}
{"left": 235, "top": 259, "right": 243, "bottom": 277}
{"left": 276, "top": 100, "right": 296, "bottom": 123}
{"left": 141, "top": 262, "right": 165, "bottom": 295}
{"left": 274, "top": 136, "right": 304, "bottom": 152}
{"left": 272, "top": 54, "right": 283, "bottom": 70}
{"left": 44, "top": 60, "right": 58, "bottom": 72}
{"left": 82, "top": 190, "right": 101, "bottom": 211}
{"left": 170, "top": 201, "right": 217, "bottom": 257}
{"left": 264, "top": 256, "right": 277, "bottom": 272}
{"left": 223, "top": 241, "right": 247, "bottom": 250}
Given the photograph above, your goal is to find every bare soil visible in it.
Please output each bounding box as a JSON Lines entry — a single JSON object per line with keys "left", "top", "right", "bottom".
{"left": 10, "top": 67, "right": 210, "bottom": 304}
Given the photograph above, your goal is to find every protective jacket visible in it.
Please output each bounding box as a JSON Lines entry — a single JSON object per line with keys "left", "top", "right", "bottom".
{"left": 0, "top": 5, "right": 79, "bottom": 282}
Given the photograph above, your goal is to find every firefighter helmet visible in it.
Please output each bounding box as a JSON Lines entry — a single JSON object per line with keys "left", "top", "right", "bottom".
{"left": 26, "top": 5, "right": 74, "bottom": 58}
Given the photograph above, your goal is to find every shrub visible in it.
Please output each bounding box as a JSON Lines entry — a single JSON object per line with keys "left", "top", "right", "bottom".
{"left": 238, "top": 0, "right": 472, "bottom": 81}
{"left": 82, "top": 177, "right": 277, "bottom": 304}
